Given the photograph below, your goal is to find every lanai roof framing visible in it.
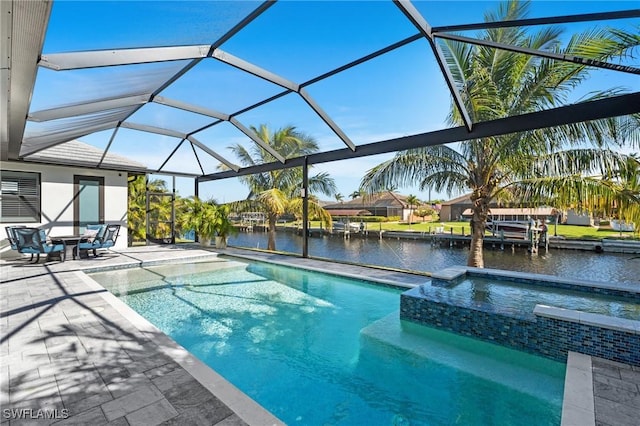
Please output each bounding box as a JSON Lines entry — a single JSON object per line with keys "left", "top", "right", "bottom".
{"left": 2, "top": 1, "right": 639, "bottom": 177}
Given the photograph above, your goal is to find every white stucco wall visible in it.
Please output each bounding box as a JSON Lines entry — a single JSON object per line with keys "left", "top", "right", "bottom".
{"left": 565, "top": 209, "right": 594, "bottom": 227}
{"left": 1, "top": 161, "right": 128, "bottom": 249}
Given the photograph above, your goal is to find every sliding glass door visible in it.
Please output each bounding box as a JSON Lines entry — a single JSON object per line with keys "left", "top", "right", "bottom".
{"left": 74, "top": 176, "right": 104, "bottom": 235}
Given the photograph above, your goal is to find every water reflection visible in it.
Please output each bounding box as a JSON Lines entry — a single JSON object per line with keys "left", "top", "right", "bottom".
{"left": 228, "top": 232, "right": 640, "bottom": 285}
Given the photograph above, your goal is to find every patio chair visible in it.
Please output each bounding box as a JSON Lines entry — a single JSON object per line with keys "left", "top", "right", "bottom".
{"left": 5, "top": 226, "right": 25, "bottom": 253}
{"left": 84, "top": 224, "right": 107, "bottom": 241}
{"left": 5, "top": 225, "right": 22, "bottom": 249}
{"left": 4, "top": 226, "right": 34, "bottom": 261}
{"left": 12, "top": 227, "right": 66, "bottom": 263}
{"left": 76, "top": 224, "right": 120, "bottom": 258}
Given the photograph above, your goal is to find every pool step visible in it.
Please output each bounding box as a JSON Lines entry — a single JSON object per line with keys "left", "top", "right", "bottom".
{"left": 360, "top": 313, "right": 565, "bottom": 403}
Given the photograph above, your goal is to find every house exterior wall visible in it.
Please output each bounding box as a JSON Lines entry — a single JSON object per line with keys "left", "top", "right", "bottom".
{"left": 1, "top": 161, "right": 128, "bottom": 249}
{"left": 402, "top": 208, "right": 415, "bottom": 222}
{"left": 322, "top": 205, "right": 403, "bottom": 218}
{"left": 565, "top": 209, "right": 594, "bottom": 226}
{"left": 440, "top": 204, "right": 472, "bottom": 222}
{"left": 439, "top": 205, "right": 452, "bottom": 221}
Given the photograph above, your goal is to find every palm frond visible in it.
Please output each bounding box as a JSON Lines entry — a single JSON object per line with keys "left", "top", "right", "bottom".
{"left": 360, "top": 145, "right": 469, "bottom": 194}
{"left": 307, "top": 172, "right": 337, "bottom": 198}
{"left": 419, "top": 170, "right": 470, "bottom": 196}
{"left": 288, "top": 198, "right": 333, "bottom": 229}
{"left": 523, "top": 148, "right": 630, "bottom": 178}
{"left": 439, "top": 38, "right": 474, "bottom": 111}
{"left": 511, "top": 175, "right": 638, "bottom": 217}
{"left": 256, "top": 188, "right": 289, "bottom": 216}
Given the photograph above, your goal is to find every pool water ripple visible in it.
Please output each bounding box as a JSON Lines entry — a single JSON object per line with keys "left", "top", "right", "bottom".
{"left": 421, "top": 278, "right": 640, "bottom": 321}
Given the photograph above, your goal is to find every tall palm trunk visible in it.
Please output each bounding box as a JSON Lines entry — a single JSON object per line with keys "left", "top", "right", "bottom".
{"left": 468, "top": 194, "right": 491, "bottom": 267}
{"left": 267, "top": 213, "right": 277, "bottom": 251}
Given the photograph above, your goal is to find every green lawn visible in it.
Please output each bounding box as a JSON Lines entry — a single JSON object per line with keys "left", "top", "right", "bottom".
{"left": 293, "top": 220, "right": 637, "bottom": 240}
{"left": 549, "top": 224, "right": 638, "bottom": 240}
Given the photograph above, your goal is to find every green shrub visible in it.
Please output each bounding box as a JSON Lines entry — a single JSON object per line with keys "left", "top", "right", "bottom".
{"left": 359, "top": 216, "right": 387, "bottom": 223}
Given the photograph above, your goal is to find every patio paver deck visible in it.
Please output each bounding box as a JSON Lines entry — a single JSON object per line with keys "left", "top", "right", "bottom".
{"left": 591, "top": 357, "right": 640, "bottom": 426}
{"left": 1, "top": 246, "right": 281, "bottom": 426}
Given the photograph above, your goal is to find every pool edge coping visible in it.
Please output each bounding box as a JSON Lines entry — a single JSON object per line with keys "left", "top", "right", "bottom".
{"left": 561, "top": 351, "right": 595, "bottom": 426}
{"left": 74, "top": 269, "right": 285, "bottom": 426}
{"left": 534, "top": 305, "right": 640, "bottom": 335}
{"left": 218, "top": 251, "right": 421, "bottom": 290}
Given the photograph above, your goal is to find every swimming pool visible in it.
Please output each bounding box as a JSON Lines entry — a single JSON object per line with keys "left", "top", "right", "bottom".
{"left": 90, "top": 259, "right": 565, "bottom": 425}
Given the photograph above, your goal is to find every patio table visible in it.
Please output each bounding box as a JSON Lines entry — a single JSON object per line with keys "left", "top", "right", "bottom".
{"left": 50, "top": 235, "right": 86, "bottom": 260}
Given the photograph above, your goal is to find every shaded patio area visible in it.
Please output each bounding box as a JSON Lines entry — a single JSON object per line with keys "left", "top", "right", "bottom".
{"left": 0, "top": 246, "right": 280, "bottom": 425}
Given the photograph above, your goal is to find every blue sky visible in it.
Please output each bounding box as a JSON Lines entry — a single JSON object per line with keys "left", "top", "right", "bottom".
{"left": 32, "top": 0, "right": 640, "bottom": 203}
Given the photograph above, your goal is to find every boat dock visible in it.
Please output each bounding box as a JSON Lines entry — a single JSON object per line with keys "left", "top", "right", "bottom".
{"left": 234, "top": 224, "right": 640, "bottom": 254}
{"left": 271, "top": 225, "right": 548, "bottom": 252}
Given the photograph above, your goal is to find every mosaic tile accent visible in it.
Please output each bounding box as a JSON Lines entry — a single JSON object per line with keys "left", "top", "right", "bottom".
{"left": 400, "top": 283, "right": 640, "bottom": 367}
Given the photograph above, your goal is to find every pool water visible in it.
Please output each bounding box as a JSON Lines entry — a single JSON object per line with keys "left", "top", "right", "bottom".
{"left": 421, "top": 277, "right": 640, "bottom": 320}
{"left": 90, "top": 259, "right": 565, "bottom": 425}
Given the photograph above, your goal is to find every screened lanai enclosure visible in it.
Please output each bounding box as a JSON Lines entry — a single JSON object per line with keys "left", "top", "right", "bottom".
{"left": 2, "top": 0, "right": 639, "bottom": 255}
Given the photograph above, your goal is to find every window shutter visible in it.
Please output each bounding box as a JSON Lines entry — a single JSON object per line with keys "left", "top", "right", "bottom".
{"left": 0, "top": 171, "right": 41, "bottom": 222}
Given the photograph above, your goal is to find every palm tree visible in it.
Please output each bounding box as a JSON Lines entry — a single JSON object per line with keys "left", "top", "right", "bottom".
{"left": 229, "top": 124, "right": 337, "bottom": 251}
{"left": 175, "top": 196, "right": 218, "bottom": 244}
{"left": 128, "top": 175, "right": 174, "bottom": 244}
{"left": 349, "top": 189, "right": 368, "bottom": 213}
{"left": 591, "top": 154, "right": 638, "bottom": 227}
{"left": 613, "top": 155, "right": 640, "bottom": 226}
{"left": 128, "top": 175, "right": 147, "bottom": 243}
{"left": 361, "top": 0, "right": 640, "bottom": 267}
{"left": 335, "top": 193, "right": 344, "bottom": 203}
{"left": 349, "top": 190, "right": 363, "bottom": 200}
{"left": 405, "top": 194, "right": 420, "bottom": 228}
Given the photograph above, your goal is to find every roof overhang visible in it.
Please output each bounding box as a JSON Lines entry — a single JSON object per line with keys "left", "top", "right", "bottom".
{"left": 463, "top": 207, "right": 556, "bottom": 216}
{"left": 325, "top": 209, "right": 373, "bottom": 217}
{"left": 1, "top": 0, "right": 52, "bottom": 161}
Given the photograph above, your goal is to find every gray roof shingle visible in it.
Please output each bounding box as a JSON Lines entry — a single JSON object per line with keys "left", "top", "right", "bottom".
{"left": 25, "top": 139, "right": 147, "bottom": 172}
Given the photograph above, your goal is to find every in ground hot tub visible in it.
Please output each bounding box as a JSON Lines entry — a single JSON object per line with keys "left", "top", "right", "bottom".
{"left": 400, "top": 267, "right": 640, "bottom": 366}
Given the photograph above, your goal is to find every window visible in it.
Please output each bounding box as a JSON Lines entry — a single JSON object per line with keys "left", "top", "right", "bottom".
{"left": 0, "top": 171, "right": 41, "bottom": 223}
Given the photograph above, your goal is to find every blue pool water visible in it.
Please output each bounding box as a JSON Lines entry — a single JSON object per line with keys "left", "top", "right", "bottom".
{"left": 422, "top": 278, "right": 640, "bottom": 321}
{"left": 90, "top": 259, "right": 565, "bottom": 425}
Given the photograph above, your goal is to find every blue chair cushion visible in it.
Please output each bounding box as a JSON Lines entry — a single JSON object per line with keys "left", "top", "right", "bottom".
{"left": 19, "top": 247, "right": 41, "bottom": 254}
{"left": 15, "top": 228, "right": 43, "bottom": 251}
{"left": 44, "top": 243, "right": 65, "bottom": 253}
{"left": 86, "top": 224, "right": 107, "bottom": 239}
{"left": 12, "top": 227, "right": 65, "bottom": 257}
{"left": 78, "top": 240, "right": 99, "bottom": 250}
{"left": 77, "top": 224, "right": 119, "bottom": 256}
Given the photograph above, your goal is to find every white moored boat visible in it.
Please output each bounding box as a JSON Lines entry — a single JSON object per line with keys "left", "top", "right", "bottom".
{"left": 485, "top": 220, "right": 531, "bottom": 233}
{"left": 611, "top": 220, "right": 635, "bottom": 232}
{"left": 485, "top": 220, "right": 544, "bottom": 239}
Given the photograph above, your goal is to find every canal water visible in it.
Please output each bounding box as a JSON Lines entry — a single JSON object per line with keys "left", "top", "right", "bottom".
{"left": 228, "top": 232, "right": 640, "bottom": 285}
